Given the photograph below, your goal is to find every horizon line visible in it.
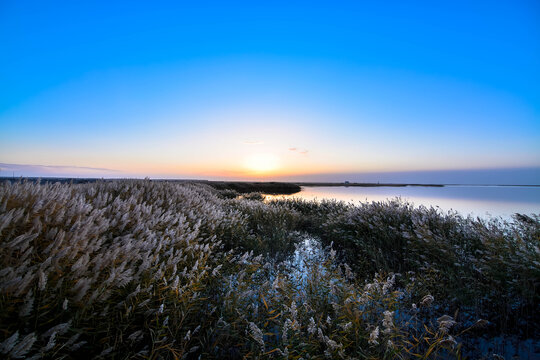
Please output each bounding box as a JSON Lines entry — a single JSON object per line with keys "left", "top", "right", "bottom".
{"left": 1, "top": 176, "right": 539, "bottom": 187}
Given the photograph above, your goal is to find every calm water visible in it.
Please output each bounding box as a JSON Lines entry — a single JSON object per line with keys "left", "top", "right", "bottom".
{"left": 268, "top": 185, "right": 540, "bottom": 219}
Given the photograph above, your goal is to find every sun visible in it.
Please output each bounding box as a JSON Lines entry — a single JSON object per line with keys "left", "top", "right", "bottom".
{"left": 243, "top": 153, "right": 280, "bottom": 174}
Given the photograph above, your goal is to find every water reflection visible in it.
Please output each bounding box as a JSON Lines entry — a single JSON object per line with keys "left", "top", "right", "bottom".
{"left": 268, "top": 185, "right": 540, "bottom": 219}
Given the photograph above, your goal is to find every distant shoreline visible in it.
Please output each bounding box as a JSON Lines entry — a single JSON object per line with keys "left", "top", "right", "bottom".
{"left": 297, "top": 182, "right": 540, "bottom": 188}
{"left": 295, "top": 182, "right": 443, "bottom": 188}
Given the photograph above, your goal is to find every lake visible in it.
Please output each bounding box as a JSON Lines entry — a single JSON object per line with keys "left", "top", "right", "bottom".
{"left": 267, "top": 185, "right": 540, "bottom": 219}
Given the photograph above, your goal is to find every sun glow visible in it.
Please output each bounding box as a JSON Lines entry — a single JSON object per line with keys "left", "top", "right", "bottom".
{"left": 243, "top": 153, "right": 280, "bottom": 174}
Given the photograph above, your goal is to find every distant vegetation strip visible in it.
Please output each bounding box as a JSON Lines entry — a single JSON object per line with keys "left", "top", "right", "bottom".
{"left": 1, "top": 177, "right": 448, "bottom": 193}
{"left": 0, "top": 178, "right": 301, "bottom": 194}
{"left": 202, "top": 181, "right": 301, "bottom": 194}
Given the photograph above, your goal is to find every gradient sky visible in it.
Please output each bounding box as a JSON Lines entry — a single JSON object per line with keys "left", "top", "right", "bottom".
{"left": 1, "top": 1, "right": 539, "bottom": 182}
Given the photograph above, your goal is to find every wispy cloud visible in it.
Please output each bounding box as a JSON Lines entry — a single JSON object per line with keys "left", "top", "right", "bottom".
{"left": 0, "top": 163, "right": 121, "bottom": 177}
{"left": 289, "top": 147, "right": 308, "bottom": 155}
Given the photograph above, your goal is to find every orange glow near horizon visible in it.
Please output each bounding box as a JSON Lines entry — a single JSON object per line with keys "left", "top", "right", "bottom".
{"left": 107, "top": 157, "right": 339, "bottom": 180}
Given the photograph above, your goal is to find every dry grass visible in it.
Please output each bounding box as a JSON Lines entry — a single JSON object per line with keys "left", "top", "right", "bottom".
{"left": 0, "top": 180, "right": 537, "bottom": 359}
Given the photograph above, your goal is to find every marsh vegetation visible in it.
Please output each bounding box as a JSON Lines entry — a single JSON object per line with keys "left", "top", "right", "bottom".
{"left": 0, "top": 180, "right": 538, "bottom": 359}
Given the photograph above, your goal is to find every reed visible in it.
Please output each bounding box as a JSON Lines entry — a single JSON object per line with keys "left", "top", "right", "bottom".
{"left": 0, "top": 180, "right": 537, "bottom": 359}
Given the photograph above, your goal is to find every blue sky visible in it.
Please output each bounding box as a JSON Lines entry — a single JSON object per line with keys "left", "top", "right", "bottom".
{"left": 1, "top": 1, "right": 539, "bottom": 182}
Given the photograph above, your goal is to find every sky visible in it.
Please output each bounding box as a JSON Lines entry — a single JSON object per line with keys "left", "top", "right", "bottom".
{"left": 1, "top": 1, "right": 539, "bottom": 183}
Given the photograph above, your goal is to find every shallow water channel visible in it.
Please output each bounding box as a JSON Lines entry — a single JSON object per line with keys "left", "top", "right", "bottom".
{"left": 284, "top": 235, "right": 540, "bottom": 359}
{"left": 288, "top": 236, "right": 323, "bottom": 280}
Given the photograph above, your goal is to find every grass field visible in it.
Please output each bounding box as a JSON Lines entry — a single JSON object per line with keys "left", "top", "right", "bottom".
{"left": 0, "top": 180, "right": 538, "bottom": 359}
